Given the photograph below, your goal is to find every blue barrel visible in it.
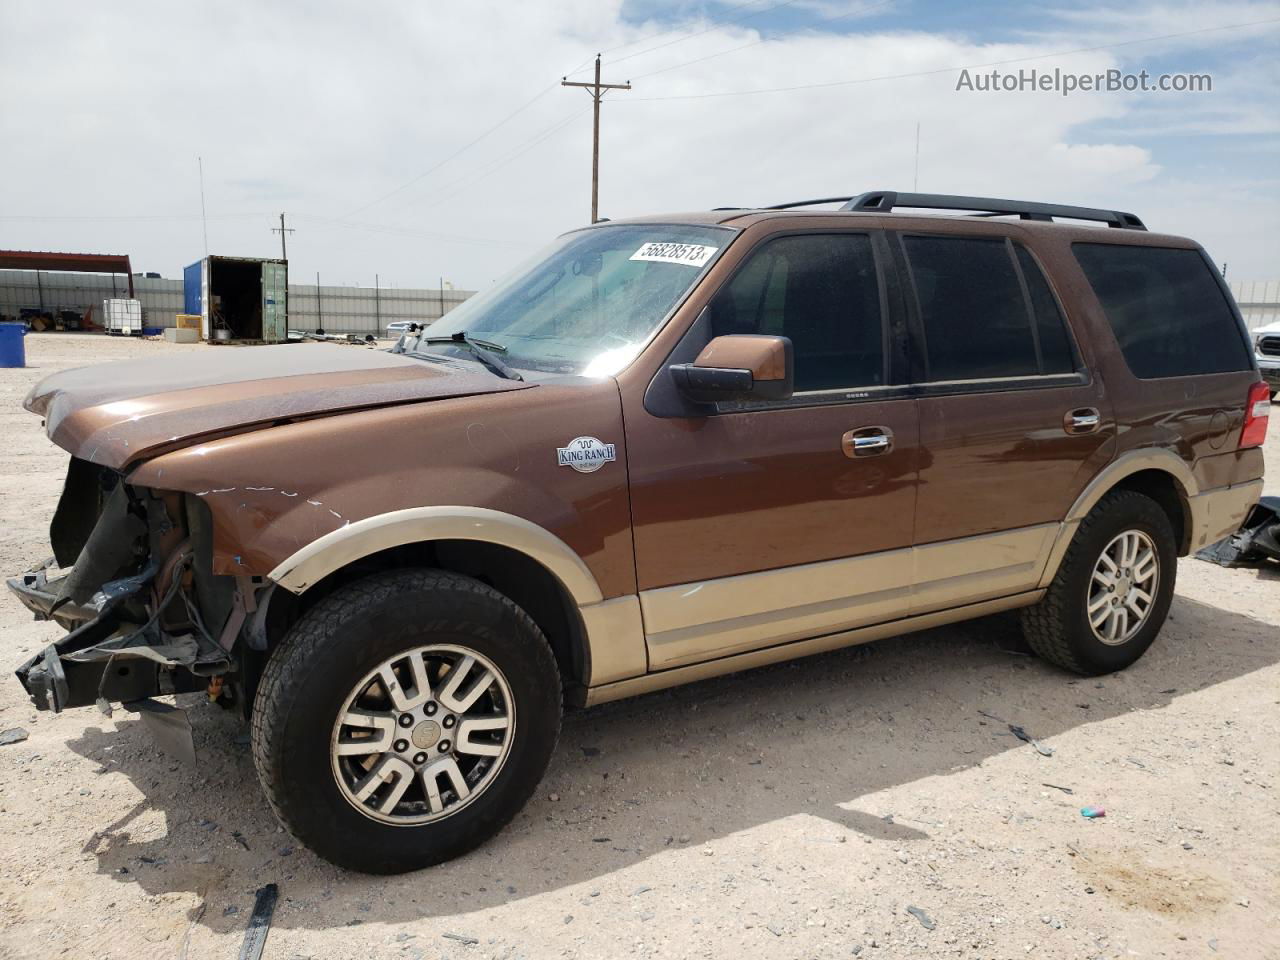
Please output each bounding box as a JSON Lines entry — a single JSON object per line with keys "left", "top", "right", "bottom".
{"left": 0, "top": 322, "right": 25, "bottom": 368}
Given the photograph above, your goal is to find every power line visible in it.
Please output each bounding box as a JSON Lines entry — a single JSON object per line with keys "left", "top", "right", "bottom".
{"left": 623, "top": 17, "right": 1280, "bottom": 100}
{"left": 290, "top": 213, "right": 534, "bottom": 248}
{"left": 335, "top": 1, "right": 845, "bottom": 221}
{"left": 588, "top": 0, "right": 781, "bottom": 62}
{"left": 629, "top": 0, "right": 896, "bottom": 82}
{"left": 0, "top": 212, "right": 269, "bottom": 222}
{"left": 394, "top": 106, "right": 591, "bottom": 215}
{"left": 604, "top": 0, "right": 805, "bottom": 69}
{"left": 341, "top": 85, "right": 562, "bottom": 218}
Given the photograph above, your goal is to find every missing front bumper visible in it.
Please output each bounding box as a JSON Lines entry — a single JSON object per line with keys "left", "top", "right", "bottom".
{"left": 10, "top": 560, "right": 229, "bottom": 713}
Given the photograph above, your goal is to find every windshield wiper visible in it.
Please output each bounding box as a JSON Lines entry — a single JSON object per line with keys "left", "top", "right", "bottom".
{"left": 416, "top": 332, "right": 523, "bottom": 381}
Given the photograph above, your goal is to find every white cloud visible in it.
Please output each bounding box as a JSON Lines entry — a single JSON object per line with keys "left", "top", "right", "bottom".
{"left": 0, "top": 0, "right": 1276, "bottom": 285}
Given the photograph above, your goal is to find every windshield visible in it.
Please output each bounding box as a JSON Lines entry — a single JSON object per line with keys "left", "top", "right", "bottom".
{"left": 402, "top": 223, "right": 733, "bottom": 377}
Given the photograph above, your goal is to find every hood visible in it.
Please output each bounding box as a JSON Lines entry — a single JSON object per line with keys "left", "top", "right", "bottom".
{"left": 26, "top": 343, "right": 533, "bottom": 470}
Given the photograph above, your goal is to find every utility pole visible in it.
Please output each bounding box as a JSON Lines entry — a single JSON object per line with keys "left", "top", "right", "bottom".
{"left": 272, "top": 212, "right": 294, "bottom": 261}
{"left": 913, "top": 122, "right": 921, "bottom": 192}
{"left": 562, "top": 55, "right": 631, "bottom": 223}
{"left": 315, "top": 272, "right": 323, "bottom": 333}
{"left": 197, "top": 157, "right": 209, "bottom": 256}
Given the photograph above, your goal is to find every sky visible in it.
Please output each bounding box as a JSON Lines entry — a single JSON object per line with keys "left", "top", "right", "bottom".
{"left": 1, "top": 0, "right": 1277, "bottom": 290}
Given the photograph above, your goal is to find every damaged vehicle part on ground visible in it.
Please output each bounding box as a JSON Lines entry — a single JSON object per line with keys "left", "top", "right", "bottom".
{"left": 9, "top": 194, "right": 1268, "bottom": 873}
{"left": 1196, "top": 496, "right": 1280, "bottom": 567}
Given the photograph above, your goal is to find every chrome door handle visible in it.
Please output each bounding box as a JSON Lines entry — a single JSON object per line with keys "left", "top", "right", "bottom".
{"left": 1064, "top": 407, "right": 1101, "bottom": 435}
{"left": 842, "top": 426, "right": 895, "bottom": 458}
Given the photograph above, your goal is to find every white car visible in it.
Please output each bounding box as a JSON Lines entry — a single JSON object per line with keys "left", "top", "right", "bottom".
{"left": 1255, "top": 320, "right": 1280, "bottom": 400}
{"left": 386, "top": 320, "right": 429, "bottom": 338}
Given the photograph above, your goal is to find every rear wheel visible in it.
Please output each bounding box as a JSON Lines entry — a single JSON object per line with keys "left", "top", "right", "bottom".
{"left": 1021, "top": 490, "right": 1177, "bottom": 675}
{"left": 252, "top": 569, "right": 561, "bottom": 873}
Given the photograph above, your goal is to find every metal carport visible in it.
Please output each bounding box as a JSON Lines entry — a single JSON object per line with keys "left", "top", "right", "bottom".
{"left": 0, "top": 251, "right": 134, "bottom": 299}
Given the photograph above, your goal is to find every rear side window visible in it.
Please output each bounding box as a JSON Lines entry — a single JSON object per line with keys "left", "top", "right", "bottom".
{"left": 1017, "top": 246, "right": 1076, "bottom": 375}
{"left": 903, "top": 236, "right": 1077, "bottom": 381}
{"left": 710, "top": 233, "right": 884, "bottom": 391}
{"left": 1073, "top": 244, "right": 1251, "bottom": 378}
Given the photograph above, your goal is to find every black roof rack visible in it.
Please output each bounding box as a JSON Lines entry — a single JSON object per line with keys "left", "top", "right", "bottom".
{"left": 759, "top": 191, "right": 1146, "bottom": 230}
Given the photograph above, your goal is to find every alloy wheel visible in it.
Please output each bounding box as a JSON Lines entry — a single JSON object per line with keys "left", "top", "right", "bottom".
{"left": 330, "top": 644, "right": 515, "bottom": 825}
{"left": 1087, "top": 529, "right": 1159, "bottom": 645}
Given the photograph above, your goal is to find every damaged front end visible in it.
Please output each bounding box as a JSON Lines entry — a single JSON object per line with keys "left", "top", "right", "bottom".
{"left": 10, "top": 458, "right": 244, "bottom": 752}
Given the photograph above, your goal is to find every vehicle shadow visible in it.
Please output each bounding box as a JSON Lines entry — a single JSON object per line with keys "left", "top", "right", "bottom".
{"left": 64, "top": 593, "right": 1279, "bottom": 935}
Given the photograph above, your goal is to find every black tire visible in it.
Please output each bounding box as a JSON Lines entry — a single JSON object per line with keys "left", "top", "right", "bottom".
{"left": 1021, "top": 490, "right": 1177, "bottom": 675}
{"left": 251, "top": 569, "right": 561, "bottom": 873}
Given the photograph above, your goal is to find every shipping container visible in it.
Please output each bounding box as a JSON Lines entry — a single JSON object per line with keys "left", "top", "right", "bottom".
{"left": 182, "top": 255, "right": 289, "bottom": 343}
{"left": 103, "top": 298, "right": 143, "bottom": 335}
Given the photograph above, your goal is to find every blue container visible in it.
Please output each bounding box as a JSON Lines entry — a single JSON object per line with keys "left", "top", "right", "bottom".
{"left": 184, "top": 261, "right": 203, "bottom": 315}
{"left": 0, "top": 321, "right": 25, "bottom": 368}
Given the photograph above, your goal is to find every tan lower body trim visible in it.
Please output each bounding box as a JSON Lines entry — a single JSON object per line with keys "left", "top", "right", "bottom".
{"left": 584, "top": 591, "right": 1044, "bottom": 706}
{"left": 578, "top": 594, "right": 647, "bottom": 685}
{"left": 1187, "top": 479, "right": 1263, "bottom": 551}
{"left": 641, "top": 523, "right": 1057, "bottom": 670}
{"left": 1036, "top": 477, "right": 1264, "bottom": 587}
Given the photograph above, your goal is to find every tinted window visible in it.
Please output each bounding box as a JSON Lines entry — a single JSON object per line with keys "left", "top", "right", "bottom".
{"left": 1073, "top": 244, "right": 1251, "bottom": 378}
{"left": 1017, "top": 246, "right": 1076, "bottom": 375}
{"left": 710, "top": 233, "right": 883, "bottom": 391}
{"left": 904, "top": 236, "right": 1039, "bottom": 381}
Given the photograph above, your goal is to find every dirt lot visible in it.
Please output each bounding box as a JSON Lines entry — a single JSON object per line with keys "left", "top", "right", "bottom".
{"left": 0, "top": 333, "right": 1276, "bottom": 960}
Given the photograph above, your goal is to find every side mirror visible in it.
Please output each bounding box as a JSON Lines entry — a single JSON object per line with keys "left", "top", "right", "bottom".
{"left": 669, "top": 334, "right": 794, "bottom": 404}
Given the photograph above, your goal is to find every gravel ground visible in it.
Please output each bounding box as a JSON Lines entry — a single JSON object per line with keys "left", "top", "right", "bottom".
{"left": 0, "top": 333, "right": 1277, "bottom": 960}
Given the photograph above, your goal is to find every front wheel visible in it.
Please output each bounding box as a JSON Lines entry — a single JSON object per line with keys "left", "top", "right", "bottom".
{"left": 251, "top": 569, "right": 561, "bottom": 873}
{"left": 1021, "top": 490, "right": 1177, "bottom": 675}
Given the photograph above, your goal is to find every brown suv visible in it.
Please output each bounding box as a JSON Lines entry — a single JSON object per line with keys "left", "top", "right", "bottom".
{"left": 9, "top": 191, "right": 1269, "bottom": 873}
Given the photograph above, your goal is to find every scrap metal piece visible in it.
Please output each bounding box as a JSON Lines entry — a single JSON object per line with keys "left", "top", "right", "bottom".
{"left": 906, "top": 905, "right": 936, "bottom": 930}
{"left": 123, "top": 699, "right": 196, "bottom": 765}
{"left": 237, "top": 883, "right": 279, "bottom": 960}
{"left": 1009, "top": 724, "right": 1055, "bottom": 757}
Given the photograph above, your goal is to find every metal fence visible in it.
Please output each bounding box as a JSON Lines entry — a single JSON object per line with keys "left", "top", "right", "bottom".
{"left": 4, "top": 267, "right": 1275, "bottom": 337}
{"left": 0, "top": 269, "right": 475, "bottom": 336}
{"left": 287, "top": 282, "right": 473, "bottom": 335}
{"left": 1230, "top": 280, "right": 1280, "bottom": 332}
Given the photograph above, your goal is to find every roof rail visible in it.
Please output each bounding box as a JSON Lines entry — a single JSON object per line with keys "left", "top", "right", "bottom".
{"left": 840, "top": 191, "right": 1147, "bottom": 230}
{"left": 761, "top": 197, "right": 856, "bottom": 210}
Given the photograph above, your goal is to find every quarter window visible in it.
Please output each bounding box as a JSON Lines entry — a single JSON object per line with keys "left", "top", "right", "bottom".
{"left": 904, "top": 235, "right": 1077, "bottom": 382}
{"left": 1017, "top": 246, "right": 1076, "bottom": 375}
{"left": 709, "top": 233, "right": 884, "bottom": 392}
{"left": 1073, "top": 244, "right": 1251, "bottom": 379}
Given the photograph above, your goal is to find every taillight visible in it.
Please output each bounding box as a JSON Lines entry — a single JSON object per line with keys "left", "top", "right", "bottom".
{"left": 1240, "top": 381, "right": 1271, "bottom": 448}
